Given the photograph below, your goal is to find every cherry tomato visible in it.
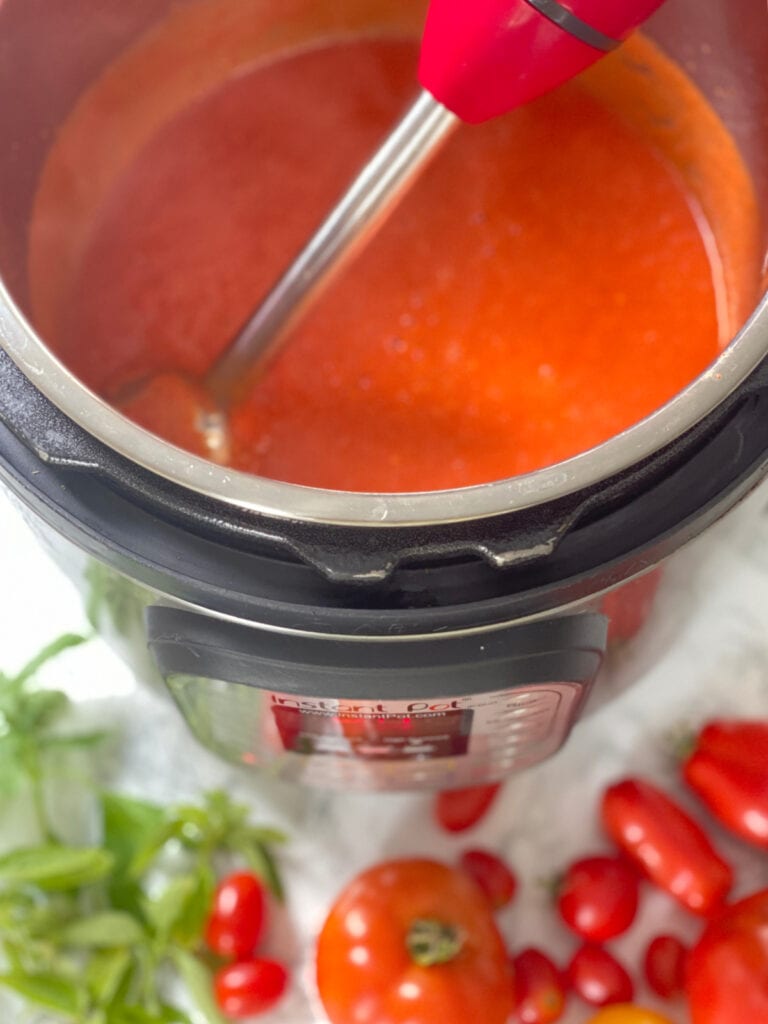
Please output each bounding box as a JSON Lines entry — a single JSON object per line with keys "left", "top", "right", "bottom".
{"left": 214, "top": 958, "right": 288, "bottom": 1019}
{"left": 601, "top": 569, "right": 662, "bottom": 645}
{"left": 435, "top": 784, "right": 501, "bottom": 833}
{"left": 567, "top": 944, "right": 634, "bottom": 1007}
{"left": 643, "top": 934, "right": 686, "bottom": 999}
{"left": 687, "top": 888, "right": 768, "bottom": 1023}
{"left": 459, "top": 849, "right": 517, "bottom": 910}
{"left": 512, "top": 947, "right": 566, "bottom": 1024}
{"left": 316, "top": 858, "right": 513, "bottom": 1024}
{"left": 205, "top": 871, "right": 267, "bottom": 959}
{"left": 585, "top": 1008, "right": 675, "bottom": 1024}
{"left": 601, "top": 778, "right": 732, "bottom": 915}
{"left": 556, "top": 856, "right": 639, "bottom": 941}
{"left": 684, "top": 719, "right": 768, "bottom": 849}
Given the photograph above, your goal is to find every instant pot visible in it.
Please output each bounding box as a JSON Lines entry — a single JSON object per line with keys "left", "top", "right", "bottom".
{"left": 0, "top": 0, "right": 766, "bottom": 790}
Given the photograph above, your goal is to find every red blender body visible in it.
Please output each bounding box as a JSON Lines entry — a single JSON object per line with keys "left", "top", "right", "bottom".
{"left": 420, "top": 0, "right": 668, "bottom": 122}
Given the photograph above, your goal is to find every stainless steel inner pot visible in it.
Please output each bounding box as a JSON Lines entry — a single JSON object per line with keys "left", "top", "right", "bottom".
{"left": 0, "top": 0, "right": 765, "bottom": 528}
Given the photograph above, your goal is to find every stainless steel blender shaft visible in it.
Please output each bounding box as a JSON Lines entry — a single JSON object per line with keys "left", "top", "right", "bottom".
{"left": 206, "top": 89, "right": 457, "bottom": 404}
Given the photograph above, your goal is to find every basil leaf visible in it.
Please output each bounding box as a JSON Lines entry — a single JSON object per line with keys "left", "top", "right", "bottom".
{"left": 58, "top": 911, "right": 145, "bottom": 948}
{"left": 129, "top": 821, "right": 179, "bottom": 878}
{"left": 87, "top": 948, "right": 133, "bottom": 1007}
{"left": 171, "top": 950, "right": 227, "bottom": 1024}
{"left": 2, "top": 941, "right": 25, "bottom": 974}
{"left": 0, "top": 970, "right": 81, "bottom": 1018}
{"left": 14, "top": 898, "right": 73, "bottom": 940}
{"left": 12, "top": 634, "right": 90, "bottom": 688}
{"left": 144, "top": 875, "right": 198, "bottom": 939}
{"left": 233, "top": 836, "right": 284, "bottom": 901}
{"left": 102, "top": 794, "right": 166, "bottom": 871}
{"left": 0, "top": 845, "right": 114, "bottom": 890}
{"left": 244, "top": 825, "right": 288, "bottom": 845}
{"left": 17, "top": 689, "right": 70, "bottom": 731}
{"left": 102, "top": 793, "right": 165, "bottom": 912}
{"left": 42, "top": 731, "right": 109, "bottom": 750}
{"left": 107, "top": 1004, "right": 191, "bottom": 1024}
{"left": 171, "top": 867, "right": 215, "bottom": 947}
{"left": 0, "top": 734, "right": 26, "bottom": 795}
{"left": 203, "top": 790, "right": 247, "bottom": 833}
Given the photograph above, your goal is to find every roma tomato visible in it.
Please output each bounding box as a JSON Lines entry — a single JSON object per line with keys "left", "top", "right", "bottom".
{"left": 214, "top": 958, "right": 288, "bottom": 1019}
{"left": 556, "top": 856, "right": 639, "bottom": 941}
{"left": 459, "top": 849, "right": 517, "bottom": 910}
{"left": 601, "top": 778, "right": 732, "bottom": 914}
{"left": 316, "top": 859, "right": 513, "bottom": 1024}
{"left": 686, "top": 719, "right": 768, "bottom": 768}
{"left": 687, "top": 888, "right": 768, "bottom": 1024}
{"left": 435, "top": 784, "right": 501, "bottom": 833}
{"left": 205, "top": 871, "right": 267, "bottom": 959}
{"left": 684, "top": 719, "right": 768, "bottom": 849}
{"left": 586, "top": 1008, "right": 675, "bottom": 1024}
{"left": 643, "top": 934, "right": 686, "bottom": 999}
{"left": 567, "top": 944, "right": 633, "bottom": 1007}
{"left": 512, "top": 947, "right": 566, "bottom": 1024}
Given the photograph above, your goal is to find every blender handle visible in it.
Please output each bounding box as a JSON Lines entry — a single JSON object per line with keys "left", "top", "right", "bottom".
{"left": 419, "top": 0, "right": 669, "bottom": 123}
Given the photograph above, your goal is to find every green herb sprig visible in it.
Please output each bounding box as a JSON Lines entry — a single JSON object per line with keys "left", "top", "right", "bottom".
{"left": 0, "top": 636, "right": 288, "bottom": 1024}
{"left": 0, "top": 632, "right": 99, "bottom": 839}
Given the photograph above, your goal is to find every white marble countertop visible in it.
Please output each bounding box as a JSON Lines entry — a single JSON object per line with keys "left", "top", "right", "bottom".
{"left": 3, "top": 482, "right": 768, "bottom": 1023}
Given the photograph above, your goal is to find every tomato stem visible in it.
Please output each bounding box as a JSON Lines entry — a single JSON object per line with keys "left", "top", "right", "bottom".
{"left": 669, "top": 726, "right": 697, "bottom": 764}
{"left": 406, "top": 919, "right": 464, "bottom": 967}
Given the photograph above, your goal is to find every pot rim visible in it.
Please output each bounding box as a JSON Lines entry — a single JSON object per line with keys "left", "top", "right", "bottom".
{"left": 1, "top": 280, "right": 767, "bottom": 527}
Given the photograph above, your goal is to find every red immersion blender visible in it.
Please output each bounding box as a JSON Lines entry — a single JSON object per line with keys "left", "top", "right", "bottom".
{"left": 421, "top": 0, "right": 669, "bottom": 123}
{"left": 199, "top": 0, "right": 669, "bottom": 414}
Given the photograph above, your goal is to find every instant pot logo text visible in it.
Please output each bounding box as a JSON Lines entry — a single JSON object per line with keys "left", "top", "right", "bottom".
{"left": 270, "top": 696, "right": 471, "bottom": 716}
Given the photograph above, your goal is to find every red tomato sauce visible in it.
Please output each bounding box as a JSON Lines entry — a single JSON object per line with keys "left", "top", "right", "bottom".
{"left": 30, "top": 32, "right": 760, "bottom": 492}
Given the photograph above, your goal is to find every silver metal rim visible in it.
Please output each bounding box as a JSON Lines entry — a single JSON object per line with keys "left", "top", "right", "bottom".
{"left": 2, "top": 279, "right": 767, "bottom": 527}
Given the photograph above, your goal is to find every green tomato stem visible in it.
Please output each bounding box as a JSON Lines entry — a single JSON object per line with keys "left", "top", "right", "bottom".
{"left": 406, "top": 919, "right": 464, "bottom": 967}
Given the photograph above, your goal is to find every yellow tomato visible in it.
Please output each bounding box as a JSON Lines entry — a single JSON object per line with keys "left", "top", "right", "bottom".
{"left": 587, "top": 1008, "right": 675, "bottom": 1024}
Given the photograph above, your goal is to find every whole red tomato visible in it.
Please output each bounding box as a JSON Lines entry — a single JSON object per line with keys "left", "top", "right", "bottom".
{"left": 643, "top": 935, "right": 686, "bottom": 999}
{"left": 567, "top": 944, "right": 634, "bottom": 1007}
{"left": 686, "top": 888, "right": 768, "bottom": 1023}
{"left": 435, "top": 784, "right": 501, "bottom": 833}
{"left": 459, "top": 848, "right": 517, "bottom": 910}
{"left": 601, "top": 778, "right": 732, "bottom": 915}
{"left": 205, "top": 871, "right": 267, "bottom": 959}
{"left": 316, "top": 859, "right": 513, "bottom": 1024}
{"left": 512, "top": 947, "right": 566, "bottom": 1024}
{"left": 684, "top": 720, "right": 768, "bottom": 849}
{"left": 557, "top": 855, "right": 639, "bottom": 942}
{"left": 214, "top": 958, "right": 288, "bottom": 1019}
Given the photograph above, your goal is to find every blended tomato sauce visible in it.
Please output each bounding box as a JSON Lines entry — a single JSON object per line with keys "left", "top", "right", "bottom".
{"left": 30, "top": 26, "right": 760, "bottom": 492}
